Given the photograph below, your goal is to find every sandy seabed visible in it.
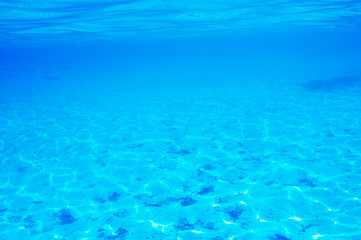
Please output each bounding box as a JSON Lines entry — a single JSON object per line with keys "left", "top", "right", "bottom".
{"left": 1, "top": 64, "right": 361, "bottom": 240}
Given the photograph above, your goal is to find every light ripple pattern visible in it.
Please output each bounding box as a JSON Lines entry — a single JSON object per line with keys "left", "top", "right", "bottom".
{"left": 0, "top": 0, "right": 361, "bottom": 42}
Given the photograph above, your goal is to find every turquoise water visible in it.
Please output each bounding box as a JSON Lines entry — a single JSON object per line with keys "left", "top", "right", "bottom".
{"left": 1, "top": 1, "right": 361, "bottom": 240}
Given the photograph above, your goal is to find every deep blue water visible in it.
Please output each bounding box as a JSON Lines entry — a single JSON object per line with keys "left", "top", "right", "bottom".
{"left": 1, "top": 1, "right": 361, "bottom": 240}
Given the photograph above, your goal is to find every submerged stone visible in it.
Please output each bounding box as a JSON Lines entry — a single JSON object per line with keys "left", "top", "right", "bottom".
{"left": 195, "top": 219, "right": 215, "bottom": 230}
{"left": 54, "top": 209, "right": 76, "bottom": 225}
{"left": 225, "top": 205, "right": 243, "bottom": 221}
{"left": 175, "top": 218, "right": 194, "bottom": 231}
{"left": 24, "top": 215, "right": 36, "bottom": 228}
{"left": 198, "top": 186, "right": 214, "bottom": 195}
{"left": 98, "top": 226, "right": 128, "bottom": 240}
{"left": 108, "top": 192, "right": 121, "bottom": 202}
{"left": 180, "top": 197, "right": 197, "bottom": 206}
{"left": 269, "top": 234, "right": 292, "bottom": 240}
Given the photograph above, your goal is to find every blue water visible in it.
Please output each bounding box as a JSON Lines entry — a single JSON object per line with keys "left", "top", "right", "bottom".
{"left": 1, "top": 1, "right": 361, "bottom": 240}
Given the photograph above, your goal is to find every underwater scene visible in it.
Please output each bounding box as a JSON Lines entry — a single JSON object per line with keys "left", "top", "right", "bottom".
{"left": 1, "top": 1, "right": 361, "bottom": 240}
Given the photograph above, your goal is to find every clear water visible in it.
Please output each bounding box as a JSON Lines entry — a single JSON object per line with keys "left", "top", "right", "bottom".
{"left": 1, "top": 1, "right": 361, "bottom": 240}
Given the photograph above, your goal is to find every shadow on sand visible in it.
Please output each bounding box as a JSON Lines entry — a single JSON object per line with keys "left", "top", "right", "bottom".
{"left": 301, "top": 75, "right": 361, "bottom": 92}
